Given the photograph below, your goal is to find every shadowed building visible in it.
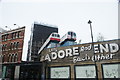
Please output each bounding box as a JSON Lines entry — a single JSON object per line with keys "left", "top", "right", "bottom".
{"left": 27, "top": 22, "right": 58, "bottom": 61}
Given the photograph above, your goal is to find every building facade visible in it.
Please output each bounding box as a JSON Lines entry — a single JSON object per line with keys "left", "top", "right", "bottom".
{"left": 1, "top": 27, "right": 25, "bottom": 63}
{"left": 1, "top": 27, "right": 25, "bottom": 79}
{"left": 1, "top": 23, "right": 59, "bottom": 79}
{"left": 40, "top": 39, "right": 120, "bottom": 80}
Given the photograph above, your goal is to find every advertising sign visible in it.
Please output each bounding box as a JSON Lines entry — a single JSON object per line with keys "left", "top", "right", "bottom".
{"left": 40, "top": 39, "right": 120, "bottom": 63}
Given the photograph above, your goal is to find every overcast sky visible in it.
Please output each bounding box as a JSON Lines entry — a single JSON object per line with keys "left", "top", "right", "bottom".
{"left": 0, "top": 0, "right": 118, "bottom": 43}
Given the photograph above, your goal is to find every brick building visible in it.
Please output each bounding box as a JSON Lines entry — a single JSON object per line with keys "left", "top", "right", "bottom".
{"left": 1, "top": 27, "right": 25, "bottom": 63}
{"left": 1, "top": 23, "right": 58, "bottom": 79}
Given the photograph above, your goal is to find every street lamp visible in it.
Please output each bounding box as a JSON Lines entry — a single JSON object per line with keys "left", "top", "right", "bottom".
{"left": 88, "top": 20, "right": 98, "bottom": 80}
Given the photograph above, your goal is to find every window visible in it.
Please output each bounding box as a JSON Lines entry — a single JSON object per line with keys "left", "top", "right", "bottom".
{"left": 2, "top": 34, "right": 8, "bottom": 41}
{"left": 18, "top": 31, "right": 21, "bottom": 38}
{"left": 57, "top": 34, "right": 60, "bottom": 37}
{"left": 75, "top": 65, "right": 96, "bottom": 79}
{"left": 16, "top": 42, "right": 19, "bottom": 49}
{"left": 61, "top": 41, "right": 75, "bottom": 47}
{"left": 10, "top": 43, "right": 12, "bottom": 50}
{"left": 102, "top": 63, "right": 120, "bottom": 78}
{"left": 9, "top": 54, "right": 12, "bottom": 62}
{"left": 52, "top": 34, "right": 54, "bottom": 37}
{"left": 74, "top": 33, "right": 76, "bottom": 36}
{"left": 8, "top": 54, "right": 11, "bottom": 62}
{"left": 2, "top": 44, "right": 7, "bottom": 51}
{"left": 50, "top": 66, "right": 70, "bottom": 79}
{"left": 11, "top": 32, "right": 16, "bottom": 39}
{"left": 11, "top": 31, "right": 21, "bottom": 39}
{"left": 2, "top": 35, "right": 5, "bottom": 41}
{"left": 8, "top": 53, "right": 12, "bottom": 62}
{"left": 47, "top": 42, "right": 59, "bottom": 48}
{"left": 10, "top": 43, "right": 13, "bottom": 50}
{"left": 14, "top": 53, "right": 18, "bottom": 62}
{"left": 16, "top": 32, "right": 18, "bottom": 38}
{"left": 9, "top": 42, "right": 19, "bottom": 50}
{"left": 5, "top": 44, "right": 7, "bottom": 51}
{"left": 11, "top": 33, "right": 14, "bottom": 39}
{"left": 68, "top": 32, "right": 71, "bottom": 35}
{"left": 15, "top": 32, "right": 17, "bottom": 38}
{"left": 2, "top": 45, "right": 4, "bottom": 51}
{"left": 11, "top": 54, "right": 15, "bottom": 62}
{"left": 5, "top": 34, "right": 9, "bottom": 41}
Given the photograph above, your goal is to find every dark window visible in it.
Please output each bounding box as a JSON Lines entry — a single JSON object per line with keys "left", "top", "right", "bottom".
{"left": 9, "top": 54, "right": 12, "bottom": 62}
{"left": 11, "top": 32, "right": 16, "bottom": 39}
{"left": 14, "top": 54, "right": 18, "bottom": 62}
{"left": 68, "top": 32, "right": 71, "bottom": 35}
{"left": 10, "top": 43, "right": 13, "bottom": 50}
{"left": 52, "top": 34, "right": 54, "bottom": 37}
{"left": 2, "top": 44, "right": 7, "bottom": 51}
{"left": 2, "top": 35, "right": 5, "bottom": 41}
{"left": 15, "top": 32, "right": 17, "bottom": 38}
{"left": 57, "top": 34, "right": 60, "bottom": 37}
{"left": 13, "top": 42, "right": 16, "bottom": 49}
{"left": 16, "top": 42, "right": 19, "bottom": 49}
{"left": 11, "top": 33, "right": 14, "bottom": 39}
{"left": 8, "top": 54, "right": 10, "bottom": 62}
{"left": 5, "top": 34, "right": 9, "bottom": 40}
{"left": 74, "top": 33, "right": 76, "bottom": 36}
{"left": 2, "top": 45, "right": 4, "bottom": 51}
{"left": 5, "top": 44, "right": 7, "bottom": 51}
{"left": 18, "top": 31, "right": 21, "bottom": 38}
{"left": 12, "top": 54, "right": 14, "bottom": 62}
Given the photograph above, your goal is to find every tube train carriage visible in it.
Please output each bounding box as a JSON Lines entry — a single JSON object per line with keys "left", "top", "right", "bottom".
{"left": 60, "top": 31, "right": 76, "bottom": 44}
{"left": 38, "top": 32, "right": 60, "bottom": 54}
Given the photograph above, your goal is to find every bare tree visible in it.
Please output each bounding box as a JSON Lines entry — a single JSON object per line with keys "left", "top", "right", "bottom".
{"left": 96, "top": 33, "right": 105, "bottom": 42}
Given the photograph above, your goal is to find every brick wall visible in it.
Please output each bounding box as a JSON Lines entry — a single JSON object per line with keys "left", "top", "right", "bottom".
{"left": 1, "top": 27, "right": 25, "bottom": 63}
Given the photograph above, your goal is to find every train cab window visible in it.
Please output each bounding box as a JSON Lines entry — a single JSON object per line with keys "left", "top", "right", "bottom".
{"left": 68, "top": 32, "right": 71, "bottom": 35}
{"left": 57, "top": 34, "right": 60, "bottom": 37}
{"left": 74, "top": 33, "right": 76, "bottom": 36}
{"left": 52, "top": 34, "right": 54, "bottom": 37}
{"left": 52, "top": 33, "right": 59, "bottom": 38}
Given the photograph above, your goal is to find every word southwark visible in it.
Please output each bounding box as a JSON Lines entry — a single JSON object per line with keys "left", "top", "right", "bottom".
{"left": 45, "top": 47, "right": 80, "bottom": 61}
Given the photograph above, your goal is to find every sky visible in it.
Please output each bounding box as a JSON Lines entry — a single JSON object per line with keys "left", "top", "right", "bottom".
{"left": 0, "top": 0, "right": 118, "bottom": 43}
